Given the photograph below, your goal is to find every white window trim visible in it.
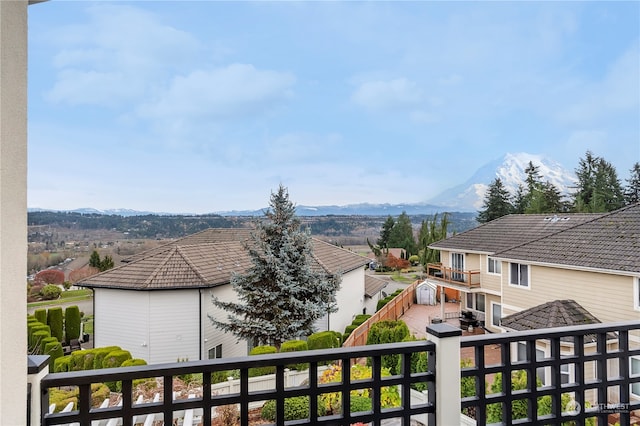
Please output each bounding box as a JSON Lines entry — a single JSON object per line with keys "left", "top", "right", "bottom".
{"left": 487, "top": 257, "right": 501, "bottom": 275}
{"left": 508, "top": 262, "right": 531, "bottom": 289}
{"left": 634, "top": 278, "right": 640, "bottom": 312}
{"left": 632, "top": 356, "right": 640, "bottom": 398}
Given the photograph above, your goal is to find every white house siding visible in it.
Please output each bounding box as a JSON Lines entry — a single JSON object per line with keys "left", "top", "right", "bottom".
{"left": 94, "top": 289, "right": 151, "bottom": 362}
{"left": 148, "top": 290, "right": 199, "bottom": 364}
{"left": 203, "top": 285, "right": 249, "bottom": 359}
{"left": 330, "top": 268, "right": 366, "bottom": 335}
{"left": 501, "top": 266, "right": 637, "bottom": 324}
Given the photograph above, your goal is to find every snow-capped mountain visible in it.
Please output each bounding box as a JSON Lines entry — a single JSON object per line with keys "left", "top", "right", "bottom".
{"left": 428, "top": 153, "right": 577, "bottom": 212}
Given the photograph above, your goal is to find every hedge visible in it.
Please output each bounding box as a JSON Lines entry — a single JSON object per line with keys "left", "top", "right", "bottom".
{"left": 44, "top": 341, "right": 64, "bottom": 365}
{"left": 70, "top": 350, "right": 92, "bottom": 371}
{"left": 92, "top": 346, "right": 122, "bottom": 370}
{"left": 29, "top": 323, "right": 50, "bottom": 350}
{"left": 119, "top": 359, "right": 151, "bottom": 392}
{"left": 64, "top": 305, "right": 81, "bottom": 343}
{"left": 102, "top": 350, "right": 132, "bottom": 369}
{"left": 34, "top": 309, "right": 47, "bottom": 324}
{"left": 280, "top": 340, "right": 308, "bottom": 371}
{"left": 261, "top": 396, "right": 327, "bottom": 421}
{"left": 248, "top": 345, "right": 277, "bottom": 377}
{"left": 54, "top": 355, "right": 71, "bottom": 373}
{"left": 366, "top": 320, "right": 410, "bottom": 375}
{"left": 32, "top": 330, "right": 51, "bottom": 354}
{"left": 307, "top": 331, "right": 341, "bottom": 351}
{"left": 39, "top": 336, "right": 58, "bottom": 355}
{"left": 47, "top": 307, "right": 64, "bottom": 342}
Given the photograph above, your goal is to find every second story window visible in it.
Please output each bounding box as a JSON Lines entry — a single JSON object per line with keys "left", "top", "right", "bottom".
{"left": 488, "top": 257, "right": 501, "bottom": 274}
{"left": 509, "top": 262, "right": 529, "bottom": 287}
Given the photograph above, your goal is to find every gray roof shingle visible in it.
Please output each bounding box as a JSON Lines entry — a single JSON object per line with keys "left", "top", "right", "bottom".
{"left": 429, "top": 213, "right": 602, "bottom": 254}
{"left": 501, "top": 299, "right": 601, "bottom": 331}
{"left": 494, "top": 203, "right": 640, "bottom": 273}
{"left": 80, "top": 228, "right": 369, "bottom": 290}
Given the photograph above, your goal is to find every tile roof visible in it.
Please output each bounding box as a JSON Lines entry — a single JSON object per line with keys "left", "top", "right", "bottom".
{"left": 364, "top": 275, "right": 388, "bottom": 297}
{"left": 80, "top": 228, "right": 369, "bottom": 290}
{"left": 501, "top": 299, "right": 601, "bottom": 331}
{"left": 494, "top": 203, "right": 640, "bottom": 273}
{"left": 429, "top": 213, "right": 603, "bottom": 254}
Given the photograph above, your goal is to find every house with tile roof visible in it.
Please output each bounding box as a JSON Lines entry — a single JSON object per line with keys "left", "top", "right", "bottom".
{"left": 79, "top": 228, "right": 369, "bottom": 364}
{"left": 426, "top": 203, "right": 640, "bottom": 402}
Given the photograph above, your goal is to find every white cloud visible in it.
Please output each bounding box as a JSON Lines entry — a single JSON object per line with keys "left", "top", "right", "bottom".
{"left": 265, "top": 132, "right": 342, "bottom": 162}
{"left": 351, "top": 78, "right": 423, "bottom": 110}
{"left": 137, "top": 64, "right": 296, "bottom": 121}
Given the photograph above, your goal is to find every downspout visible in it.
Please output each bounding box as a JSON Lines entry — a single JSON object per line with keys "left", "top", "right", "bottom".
{"left": 199, "top": 288, "right": 203, "bottom": 360}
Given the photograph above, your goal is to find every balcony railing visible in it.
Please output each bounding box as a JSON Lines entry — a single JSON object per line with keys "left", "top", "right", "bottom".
{"left": 425, "top": 263, "right": 481, "bottom": 288}
{"left": 28, "top": 321, "right": 640, "bottom": 426}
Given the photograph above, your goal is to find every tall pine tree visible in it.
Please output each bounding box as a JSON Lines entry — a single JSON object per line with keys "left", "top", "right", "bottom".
{"left": 624, "top": 162, "right": 640, "bottom": 204}
{"left": 209, "top": 185, "right": 341, "bottom": 349}
{"left": 477, "top": 178, "right": 513, "bottom": 223}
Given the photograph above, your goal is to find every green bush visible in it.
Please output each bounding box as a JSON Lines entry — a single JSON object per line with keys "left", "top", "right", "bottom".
{"left": 69, "top": 350, "right": 92, "bottom": 371}
{"left": 92, "top": 346, "right": 122, "bottom": 370}
{"left": 248, "top": 345, "right": 277, "bottom": 377}
{"left": 261, "top": 396, "right": 326, "bottom": 421}
{"left": 366, "top": 320, "right": 410, "bottom": 375}
{"left": 40, "top": 284, "right": 62, "bottom": 300}
{"left": 350, "top": 395, "right": 373, "bottom": 413}
{"left": 308, "top": 331, "right": 341, "bottom": 350}
{"left": 118, "top": 359, "right": 151, "bottom": 392}
{"left": 29, "top": 323, "right": 50, "bottom": 350}
{"left": 44, "top": 341, "right": 64, "bottom": 365}
{"left": 54, "top": 355, "right": 71, "bottom": 373}
{"left": 64, "top": 305, "right": 81, "bottom": 343}
{"left": 396, "top": 335, "right": 429, "bottom": 391}
{"left": 47, "top": 307, "right": 64, "bottom": 342}
{"left": 102, "top": 350, "right": 132, "bottom": 369}
{"left": 31, "top": 330, "right": 51, "bottom": 354}
{"left": 280, "top": 340, "right": 309, "bottom": 371}
{"left": 34, "top": 309, "right": 47, "bottom": 324}
{"left": 39, "top": 336, "right": 58, "bottom": 355}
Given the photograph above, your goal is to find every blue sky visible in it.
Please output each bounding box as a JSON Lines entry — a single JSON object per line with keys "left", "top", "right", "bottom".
{"left": 27, "top": 1, "right": 640, "bottom": 214}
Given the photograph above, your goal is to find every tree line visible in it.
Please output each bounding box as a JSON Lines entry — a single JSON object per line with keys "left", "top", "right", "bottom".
{"left": 477, "top": 151, "right": 640, "bottom": 223}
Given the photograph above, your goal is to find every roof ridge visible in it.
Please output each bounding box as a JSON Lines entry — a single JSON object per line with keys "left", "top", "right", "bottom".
{"left": 142, "top": 247, "right": 180, "bottom": 288}
{"left": 175, "top": 245, "right": 207, "bottom": 283}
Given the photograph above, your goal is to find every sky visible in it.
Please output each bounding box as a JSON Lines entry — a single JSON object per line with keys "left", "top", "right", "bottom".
{"left": 27, "top": 1, "right": 640, "bottom": 214}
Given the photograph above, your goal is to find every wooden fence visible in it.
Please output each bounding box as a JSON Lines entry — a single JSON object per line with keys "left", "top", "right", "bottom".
{"left": 342, "top": 280, "right": 419, "bottom": 348}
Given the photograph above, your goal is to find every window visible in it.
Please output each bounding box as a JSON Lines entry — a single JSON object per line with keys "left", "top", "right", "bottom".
{"left": 466, "top": 292, "right": 473, "bottom": 310}
{"left": 476, "top": 294, "right": 485, "bottom": 312}
{"left": 491, "top": 303, "right": 502, "bottom": 327}
{"left": 632, "top": 357, "right": 640, "bottom": 398}
{"left": 509, "top": 262, "right": 529, "bottom": 287}
{"left": 516, "top": 342, "right": 546, "bottom": 385}
{"left": 635, "top": 278, "right": 640, "bottom": 311}
{"left": 452, "top": 252, "right": 465, "bottom": 282}
{"left": 560, "top": 364, "right": 571, "bottom": 385}
{"left": 208, "top": 344, "right": 222, "bottom": 359}
{"left": 488, "top": 257, "right": 501, "bottom": 274}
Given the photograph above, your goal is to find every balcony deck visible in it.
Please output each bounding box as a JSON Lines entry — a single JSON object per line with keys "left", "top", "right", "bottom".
{"left": 425, "top": 263, "right": 481, "bottom": 289}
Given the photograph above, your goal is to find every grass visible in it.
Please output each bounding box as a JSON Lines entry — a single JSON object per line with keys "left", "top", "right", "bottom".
{"left": 27, "top": 289, "right": 92, "bottom": 308}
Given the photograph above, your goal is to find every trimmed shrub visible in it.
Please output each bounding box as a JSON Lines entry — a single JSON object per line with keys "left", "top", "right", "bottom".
{"left": 102, "top": 350, "right": 132, "bottom": 369}
{"left": 44, "top": 341, "right": 64, "bottom": 365}
{"left": 39, "top": 336, "right": 58, "bottom": 355}
{"left": 350, "top": 395, "right": 373, "bottom": 413}
{"left": 248, "top": 345, "right": 277, "bottom": 377}
{"left": 29, "top": 323, "right": 50, "bottom": 350}
{"left": 54, "top": 355, "right": 71, "bottom": 373}
{"left": 280, "top": 340, "right": 309, "bottom": 370}
{"left": 366, "top": 320, "right": 410, "bottom": 375}
{"left": 49, "top": 383, "right": 110, "bottom": 413}
{"left": 64, "top": 305, "right": 81, "bottom": 343}
{"left": 261, "top": 396, "right": 327, "bottom": 421}
{"left": 32, "top": 330, "right": 51, "bottom": 354}
{"left": 40, "top": 284, "right": 62, "bottom": 300}
{"left": 47, "top": 307, "right": 64, "bottom": 342}
{"left": 34, "top": 309, "right": 47, "bottom": 324}
{"left": 92, "top": 346, "right": 121, "bottom": 370}
{"left": 308, "top": 331, "right": 341, "bottom": 350}
{"left": 70, "top": 350, "right": 92, "bottom": 371}
{"left": 396, "top": 335, "right": 429, "bottom": 391}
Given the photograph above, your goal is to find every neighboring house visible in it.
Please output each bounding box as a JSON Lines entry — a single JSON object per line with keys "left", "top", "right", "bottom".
{"left": 79, "top": 228, "right": 369, "bottom": 364}
{"left": 425, "top": 203, "right": 640, "bottom": 402}
{"left": 363, "top": 274, "right": 388, "bottom": 314}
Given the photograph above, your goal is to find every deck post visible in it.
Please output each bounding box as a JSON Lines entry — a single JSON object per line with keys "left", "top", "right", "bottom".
{"left": 27, "top": 355, "right": 49, "bottom": 426}
{"left": 427, "top": 322, "right": 462, "bottom": 426}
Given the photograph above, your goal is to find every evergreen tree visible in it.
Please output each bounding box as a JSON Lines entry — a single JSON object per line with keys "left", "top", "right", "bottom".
{"left": 477, "top": 178, "right": 513, "bottom": 223}
{"left": 387, "top": 211, "right": 416, "bottom": 256}
{"left": 624, "top": 162, "right": 640, "bottom": 204}
{"left": 100, "top": 255, "right": 114, "bottom": 272}
{"left": 571, "top": 151, "right": 623, "bottom": 212}
{"left": 209, "top": 185, "right": 341, "bottom": 349}
{"left": 377, "top": 216, "right": 395, "bottom": 248}
{"left": 417, "top": 213, "right": 449, "bottom": 266}
{"left": 526, "top": 181, "right": 565, "bottom": 214}
{"left": 511, "top": 185, "right": 527, "bottom": 214}
{"left": 89, "top": 250, "right": 101, "bottom": 268}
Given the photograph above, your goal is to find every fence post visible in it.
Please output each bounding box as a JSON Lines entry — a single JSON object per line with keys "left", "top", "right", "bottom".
{"left": 27, "top": 355, "right": 50, "bottom": 426}
{"left": 426, "top": 322, "right": 461, "bottom": 426}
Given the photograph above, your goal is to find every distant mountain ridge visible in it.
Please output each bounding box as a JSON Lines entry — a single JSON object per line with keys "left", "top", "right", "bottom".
{"left": 28, "top": 152, "right": 577, "bottom": 216}
{"left": 427, "top": 152, "right": 577, "bottom": 211}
